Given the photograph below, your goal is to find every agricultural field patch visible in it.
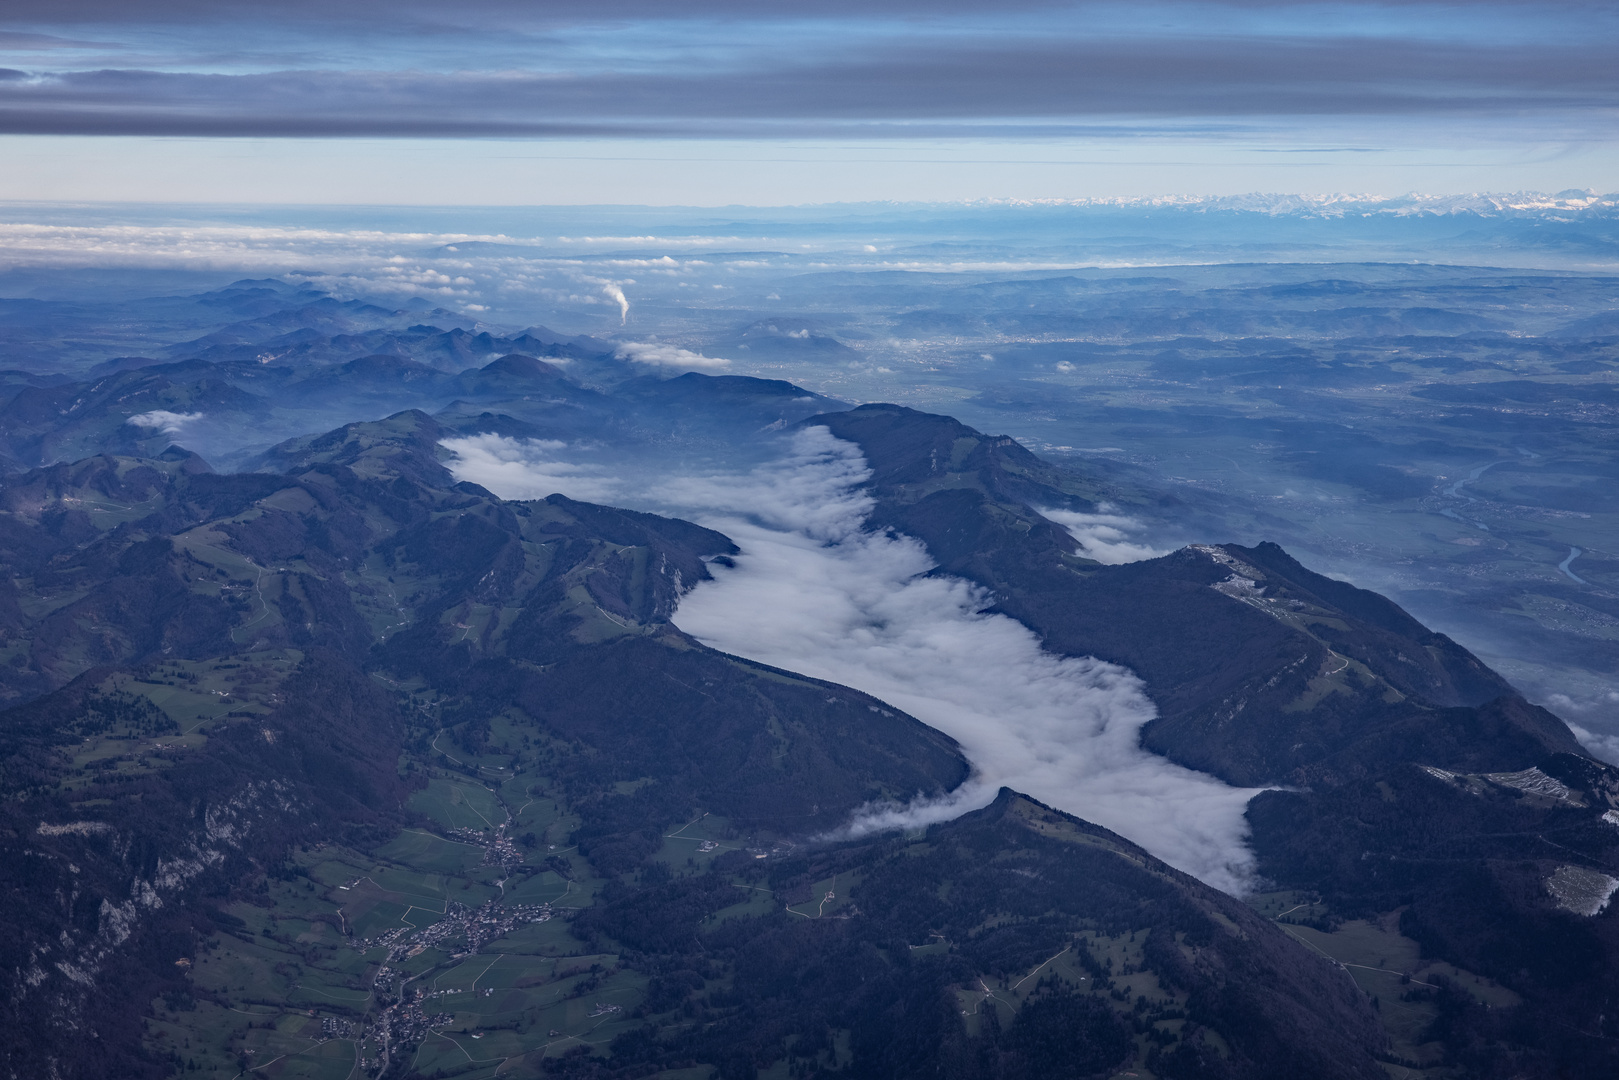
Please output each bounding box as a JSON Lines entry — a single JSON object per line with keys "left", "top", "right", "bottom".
{"left": 408, "top": 777, "right": 506, "bottom": 832}
{"left": 1273, "top": 910, "right": 1519, "bottom": 1068}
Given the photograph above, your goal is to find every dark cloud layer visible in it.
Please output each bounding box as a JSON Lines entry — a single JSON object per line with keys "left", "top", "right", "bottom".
{"left": 0, "top": 3, "right": 1615, "bottom": 138}
{"left": 0, "top": 37, "right": 1614, "bottom": 138}
{"left": 4, "top": 0, "right": 1610, "bottom": 21}
{"left": 6, "top": 1, "right": 1067, "bottom": 25}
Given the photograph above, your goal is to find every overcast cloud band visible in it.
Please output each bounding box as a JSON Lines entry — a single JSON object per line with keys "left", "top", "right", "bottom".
{"left": 0, "top": 30, "right": 1616, "bottom": 139}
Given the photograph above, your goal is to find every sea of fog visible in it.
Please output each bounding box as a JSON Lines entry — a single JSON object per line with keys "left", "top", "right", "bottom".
{"left": 447, "top": 425, "right": 1263, "bottom": 894}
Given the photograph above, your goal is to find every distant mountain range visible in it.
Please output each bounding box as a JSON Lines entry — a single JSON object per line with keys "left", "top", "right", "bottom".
{"left": 978, "top": 191, "right": 1619, "bottom": 218}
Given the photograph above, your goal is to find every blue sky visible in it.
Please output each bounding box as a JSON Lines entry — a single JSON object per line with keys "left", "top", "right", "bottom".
{"left": 0, "top": 1, "right": 1615, "bottom": 203}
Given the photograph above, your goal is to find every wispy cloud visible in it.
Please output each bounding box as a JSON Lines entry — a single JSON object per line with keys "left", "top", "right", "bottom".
{"left": 1570, "top": 723, "right": 1619, "bottom": 766}
{"left": 440, "top": 433, "right": 623, "bottom": 503}
{"left": 613, "top": 342, "right": 731, "bottom": 370}
{"left": 1042, "top": 506, "right": 1168, "bottom": 565}
{"left": 1554, "top": 690, "right": 1619, "bottom": 765}
{"left": 126, "top": 409, "right": 202, "bottom": 435}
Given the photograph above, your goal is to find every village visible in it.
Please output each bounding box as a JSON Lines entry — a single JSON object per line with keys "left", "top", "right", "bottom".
{"left": 352, "top": 897, "right": 554, "bottom": 1074}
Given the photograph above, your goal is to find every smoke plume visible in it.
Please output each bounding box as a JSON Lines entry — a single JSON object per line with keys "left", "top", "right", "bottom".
{"left": 601, "top": 282, "right": 629, "bottom": 323}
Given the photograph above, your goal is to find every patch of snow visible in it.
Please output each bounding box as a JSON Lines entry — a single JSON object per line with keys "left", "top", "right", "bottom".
{"left": 1484, "top": 767, "right": 1574, "bottom": 803}
{"left": 37, "top": 821, "right": 113, "bottom": 837}
{"left": 1546, "top": 865, "right": 1619, "bottom": 917}
{"left": 983, "top": 191, "right": 1615, "bottom": 219}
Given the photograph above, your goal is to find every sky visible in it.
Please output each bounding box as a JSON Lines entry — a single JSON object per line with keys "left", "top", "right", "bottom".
{"left": 0, "top": 1, "right": 1616, "bottom": 203}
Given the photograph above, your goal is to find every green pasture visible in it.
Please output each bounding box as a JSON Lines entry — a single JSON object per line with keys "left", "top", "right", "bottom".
{"left": 410, "top": 777, "right": 506, "bottom": 831}
{"left": 1282, "top": 915, "right": 1519, "bottom": 1056}
{"left": 407, "top": 1030, "right": 514, "bottom": 1080}
{"left": 501, "top": 869, "right": 575, "bottom": 907}
{"left": 431, "top": 952, "right": 552, "bottom": 993}
{"left": 783, "top": 870, "right": 860, "bottom": 921}
{"left": 167, "top": 924, "right": 372, "bottom": 1079}
{"left": 238, "top": 1021, "right": 356, "bottom": 1080}
{"left": 1280, "top": 915, "right": 1521, "bottom": 1011}
{"left": 490, "top": 916, "right": 592, "bottom": 956}
{"left": 405, "top": 966, "right": 647, "bottom": 1079}
{"left": 286, "top": 976, "right": 372, "bottom": 1011}
{"left": 374, "top": 828, "right": 489, "bottom": 874}
{"left": 499, "top": 778, "right": 563, "bottom": 839}
{"left": 117, "top": 649, "right": 302, "bottom": 732}
{"left": 653, "top": 811, "right": 743, "bottom": 868}
{"left": 145, "top": 999, "right": 250, "bottom": 1080}
{"left": 281, "top": 918, "right": 344, "bottom": 949}
{"left": 366, "top": 864, "right": 456, "bottom": 905}
{"left": 333, "top": 874, "right": 450, "bottom": 937}
{"left": 303, "top": 853, "right": 372, "bottom": 889}
{"left": 344, "top": 898, "right": 416, "bottom": 940}
{"left": 709, "top": 884, "right": 776, "bottom": 925}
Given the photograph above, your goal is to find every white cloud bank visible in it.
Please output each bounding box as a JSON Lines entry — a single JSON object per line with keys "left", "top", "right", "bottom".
{"left": 445, "top": 425, "right": 1262, "bottom": 894}
{"left": 1572, "top": 724, "right": 1619, "bottom": 766}
{"left": 613, "top": 341, "right": 731, "bottom": 370}
{"left": 1559, "top": 690, "right": 1619, "bottom": 765}
{"left": 439, "top": 433, "right": 623, "bottom": 504}
{"left": 1042, "top": 506, "right": 1169, "bottom": 565}
{"left": 667, "top": 430, "right": 1260, "bottom": 893}
{"left": 126, "top": 410, "right": 204, "bottom": 436}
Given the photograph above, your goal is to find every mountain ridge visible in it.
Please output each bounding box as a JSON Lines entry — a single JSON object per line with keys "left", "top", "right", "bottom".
{"left": 806, "top": 401, "right": 1619, "bottom": 1076}
{"left": 0, "top": 411, "right": 1403, "bottom": 1080}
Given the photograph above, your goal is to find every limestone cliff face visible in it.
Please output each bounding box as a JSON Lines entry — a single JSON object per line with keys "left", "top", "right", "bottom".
{"left": 33, "top": 779, "right": 288, "bottom": 998}
{"left": 1, "top": 652, "right": 411, "bottom": 1080}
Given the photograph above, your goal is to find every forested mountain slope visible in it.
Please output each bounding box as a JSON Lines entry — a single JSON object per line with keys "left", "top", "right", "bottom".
{"left": 0, "top": 406, "right": 1392, "bottom": 1080}
{"left": 812, "top": 403, "right": 1619, "bottom": 1076}
{"left": 811, "top": 403, "right": 1577, "bottom": 786}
